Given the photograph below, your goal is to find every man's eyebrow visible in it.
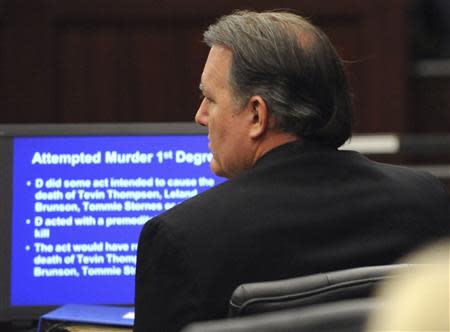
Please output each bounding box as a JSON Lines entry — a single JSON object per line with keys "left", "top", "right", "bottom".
{"left": 199, "top": 83, "right": 211, "bottom": 96}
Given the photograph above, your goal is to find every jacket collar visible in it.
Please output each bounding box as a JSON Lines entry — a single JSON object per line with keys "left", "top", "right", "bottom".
{"left": 253, "top": 139, "right": 337, "bottom": 169}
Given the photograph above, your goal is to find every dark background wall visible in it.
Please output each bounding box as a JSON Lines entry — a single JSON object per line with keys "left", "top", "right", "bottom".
{"left": 0, "top": 0, "right": 405, "bottom": 129}
{"left": 0, "top": 0, "right": 448, "bottom": 135}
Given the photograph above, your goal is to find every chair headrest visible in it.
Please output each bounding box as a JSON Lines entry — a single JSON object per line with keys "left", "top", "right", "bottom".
{"left": 229, "top": 264, "right": 410, "bottom": 317}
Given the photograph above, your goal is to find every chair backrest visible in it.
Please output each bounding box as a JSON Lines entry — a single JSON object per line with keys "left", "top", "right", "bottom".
{"left": 182, "top": 299, "right": 380, "bottom": 332}
{"left": 229, "top": 264, "right": 409, "bottom": 317}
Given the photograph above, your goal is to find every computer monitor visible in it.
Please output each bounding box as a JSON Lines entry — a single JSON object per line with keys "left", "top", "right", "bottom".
{"left": 0, "top": 122, "right": 224, "bottom": 321}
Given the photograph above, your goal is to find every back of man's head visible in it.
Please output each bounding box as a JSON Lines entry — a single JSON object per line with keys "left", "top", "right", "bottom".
{"left": 204, "top": 10, "right": 353, "bottom": 148}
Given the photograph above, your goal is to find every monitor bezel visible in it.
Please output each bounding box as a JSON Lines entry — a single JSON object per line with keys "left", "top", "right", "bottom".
{"left": 0, "top": 122, "right": 207, "bottom": 321}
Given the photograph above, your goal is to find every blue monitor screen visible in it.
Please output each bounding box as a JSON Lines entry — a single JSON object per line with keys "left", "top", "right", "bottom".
{"left": 0, "top": 123, "right": 224, "bottom": 320}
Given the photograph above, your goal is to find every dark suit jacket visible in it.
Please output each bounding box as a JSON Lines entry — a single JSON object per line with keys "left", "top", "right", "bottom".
{"left": 134, "top": 140, "right": 449, "bottom": 332}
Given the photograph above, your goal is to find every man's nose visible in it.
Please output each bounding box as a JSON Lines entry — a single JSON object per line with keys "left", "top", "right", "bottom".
{"left": 195, "top": 99, "right": 208, "bottom": 126}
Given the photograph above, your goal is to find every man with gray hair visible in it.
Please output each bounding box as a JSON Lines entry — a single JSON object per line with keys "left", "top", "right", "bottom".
{"left": 134, "top": 10, "right": 449, "bottom": 332}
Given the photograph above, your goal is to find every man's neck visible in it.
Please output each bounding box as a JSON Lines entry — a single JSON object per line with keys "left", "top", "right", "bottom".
{"left": 252, "top": 131, "right": 300, "bottom": 166}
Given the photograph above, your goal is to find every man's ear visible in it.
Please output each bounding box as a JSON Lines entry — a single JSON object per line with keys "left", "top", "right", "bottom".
{"left": 247, "top": 96, "right": 270, "bottom": 139}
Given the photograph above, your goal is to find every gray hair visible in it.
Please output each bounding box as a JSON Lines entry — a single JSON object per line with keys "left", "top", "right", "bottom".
{"left": 204, "top": 10, "right": 352, "bottom": 148}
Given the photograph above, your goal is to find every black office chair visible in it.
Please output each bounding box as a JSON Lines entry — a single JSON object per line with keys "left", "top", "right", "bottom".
{"left": 182, "top": 298, "right": 381, "bottom": 332}
{"left": 228, "top": 264, "right": 409, "bottom": 317}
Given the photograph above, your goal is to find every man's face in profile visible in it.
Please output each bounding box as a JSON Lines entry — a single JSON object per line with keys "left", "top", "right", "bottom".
{"left": 195, "top": 45, "right": 255, "bottom": 178}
